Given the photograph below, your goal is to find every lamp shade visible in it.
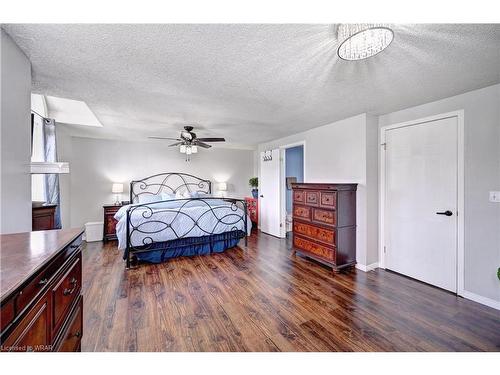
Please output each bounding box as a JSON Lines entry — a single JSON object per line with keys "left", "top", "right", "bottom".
{"left": 112, "top": 183, "right": 124, "bottom": 193}
{"left": 218, "top": 182, "right": 227, "bottom": 191}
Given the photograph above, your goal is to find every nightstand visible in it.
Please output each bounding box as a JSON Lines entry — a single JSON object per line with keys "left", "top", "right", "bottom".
{"left": 244, "top": 197, "right": 258, "bottom": 227}
{"left": 103, "top": 204, "right": 122, "bottom": 242}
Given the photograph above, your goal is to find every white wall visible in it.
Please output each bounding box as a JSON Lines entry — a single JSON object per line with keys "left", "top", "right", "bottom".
{"left": 365, "top": 114, "right": 379, "bottom": 265}
{"left": 56, "top": 125, "right": 73, "bottom": 229}
{"left": 58, "top": 136, "right": 255, "bottom": 228}
{"left": 258, "top": 114, "right": 379, "bottom": 267}
{"left": 379, "top": 84, "right": 500, "bottom": 305}
{"left": 0, "top": 30, "right": 32, "bottom": 234}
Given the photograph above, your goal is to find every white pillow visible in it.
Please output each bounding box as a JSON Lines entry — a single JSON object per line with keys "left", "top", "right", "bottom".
{"left": 138, "top": 194, "right": 162, "bottom": 204}
{"left": 173, "top": 190, "right": 205, "bottom": 199}
{"left": 160, "top": 192, "right": 175, "bottom": 201}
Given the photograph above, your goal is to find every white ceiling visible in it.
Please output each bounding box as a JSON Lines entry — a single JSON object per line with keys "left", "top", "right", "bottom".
{"left": 3, "top": 24, "right": 500, "bottom": 148}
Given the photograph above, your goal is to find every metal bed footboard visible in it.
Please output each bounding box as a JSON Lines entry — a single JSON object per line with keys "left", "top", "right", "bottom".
{"left": 124, "top": 197, "right": 248, "bottom": 268}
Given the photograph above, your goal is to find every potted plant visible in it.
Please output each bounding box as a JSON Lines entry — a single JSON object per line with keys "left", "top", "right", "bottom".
{"left": 249, "top": 177, "right": 258, "bottom": 199}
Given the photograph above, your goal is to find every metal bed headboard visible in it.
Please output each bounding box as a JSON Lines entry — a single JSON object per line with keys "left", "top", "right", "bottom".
{"left": 130, "top": 172, "right": 212, "bottom": 203}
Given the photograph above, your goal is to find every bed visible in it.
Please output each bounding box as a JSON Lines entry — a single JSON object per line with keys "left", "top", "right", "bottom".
{"left": 114, "top": 172, "right": 251, "bottom": 268}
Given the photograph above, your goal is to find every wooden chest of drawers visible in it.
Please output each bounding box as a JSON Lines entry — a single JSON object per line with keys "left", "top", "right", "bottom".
{"left": 291, "top": 183, "right": 357, "bottom": 272}
{"left": 0, "top": 229, "right": 84, "bottom": 352}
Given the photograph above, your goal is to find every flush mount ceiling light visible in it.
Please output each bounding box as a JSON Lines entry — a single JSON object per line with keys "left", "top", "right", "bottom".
{"left": 337, "top": 24, "right": 394, "bottom": 61}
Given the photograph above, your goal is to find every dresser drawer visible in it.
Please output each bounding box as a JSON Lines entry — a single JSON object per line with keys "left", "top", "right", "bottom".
{"left": 305, "top": 191, "right": 319, "bottom": 206}
{"left": 293, "top": 221, "right": 336, "bottom": 245}
{"left": 1, "top": 292, "right": 51, "bottom": 351}
{"left": 312, "top": 208, "right": 336, "bottom": 227}
{"left": 0, "top": 299, "right": 15, "bottom": 331}
{"left": 293, "top": 205, "right": 311, "bottom": 221}
{"left": 320, "top": 192, "right": 336, "bottom": 209}
{"left": 293, "top": 235, "right": 335, "bottom": 261}
{"left": 293, "top": 190, "right": 305, "bottom": 203}
{"left": 104, "top": 213, "right": 118, "bottom": 235}
{"left": 55, "top": 297, "right": 82, "bottom": 352}
{"left": 15, "top": 235, "right": 82, "bottom": 318}
{"left": 52, "top": 254, "right": 81, "bottom": 335}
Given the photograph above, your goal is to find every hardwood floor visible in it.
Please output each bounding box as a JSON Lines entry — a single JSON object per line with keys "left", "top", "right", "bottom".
{"left": 81, "top": 230, "right": 500, "bottom": 352}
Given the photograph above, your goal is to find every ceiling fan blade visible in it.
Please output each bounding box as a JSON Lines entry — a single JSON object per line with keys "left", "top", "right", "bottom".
{"left": 195, "top": 141, "right": 212, "bottom": 148}
{"left": 168, "top": 142, "right": 183, "bottom": 147}
{"left": 197, "top": 137, "right": 226, "bottom": 142}
{"left": 148, "top": 136, "right": 182, "bottom": 141}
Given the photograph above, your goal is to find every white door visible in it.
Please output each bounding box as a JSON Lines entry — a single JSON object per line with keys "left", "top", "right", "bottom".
{"left": 260, "top": 149, "right": 281, "bottom": 237}
{"left": 385, "top": 116, "right": 458, "bottom": 292}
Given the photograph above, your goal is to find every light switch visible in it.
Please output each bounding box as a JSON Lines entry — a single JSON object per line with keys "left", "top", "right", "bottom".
{"left": 489, "top": 191, "right": 500, "bottom": 203}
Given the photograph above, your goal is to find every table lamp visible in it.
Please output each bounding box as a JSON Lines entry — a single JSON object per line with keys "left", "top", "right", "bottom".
{"left": 112, "top": 183, "right": 124, "bottom": 205}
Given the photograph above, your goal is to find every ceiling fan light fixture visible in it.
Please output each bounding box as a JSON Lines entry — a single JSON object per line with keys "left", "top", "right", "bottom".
{"left": 150, "top": 126, "right": 225, "bottom": 160}
{"left": 337, "top": 24, "right": 393, "bottom": 61}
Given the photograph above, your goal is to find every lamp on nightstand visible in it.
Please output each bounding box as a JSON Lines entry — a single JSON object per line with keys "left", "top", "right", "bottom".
{"left": 112, "top": 183, "right": 124, "bottom": 205}
{"left": 218, "top": 182, "right": 227, "bottom": 197}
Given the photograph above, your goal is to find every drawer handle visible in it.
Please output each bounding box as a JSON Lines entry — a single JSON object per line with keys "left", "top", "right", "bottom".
{"left": 63, "top": 277, "right": 78, "bottom": 296}
{"left": 38, "top": 278, "right": 49, "bottom": 286}
{"left": 75, "top": 331, "right": 82, "bottom": 338}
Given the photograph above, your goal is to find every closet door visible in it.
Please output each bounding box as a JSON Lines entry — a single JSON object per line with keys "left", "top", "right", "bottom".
{"left": 385, "top": 116, "right": 458, "bottom": 292}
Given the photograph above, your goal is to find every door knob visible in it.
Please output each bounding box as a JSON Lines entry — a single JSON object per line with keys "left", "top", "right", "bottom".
{"left": 260, "top": 195, "right": 264, "bottom": 198}
{"left": 436, "top": 210, "right": 453, "bottom": 216}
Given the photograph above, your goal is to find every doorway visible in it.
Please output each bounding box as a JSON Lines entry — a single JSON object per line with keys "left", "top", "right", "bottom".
{"left": 280, "top": 143, "right": 305, "bottom": 238}
{"left": 380, "top": 111, "right": 464, "bottom": 294}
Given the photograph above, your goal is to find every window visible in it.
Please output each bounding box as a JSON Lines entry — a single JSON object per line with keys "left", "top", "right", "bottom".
{"left": 31, "top": 113, "right": 46, "bottom": 202}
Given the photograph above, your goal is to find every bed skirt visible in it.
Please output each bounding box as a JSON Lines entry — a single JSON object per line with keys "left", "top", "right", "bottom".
{"left": 123, "top": 230, "right": 245, "bottom": 264}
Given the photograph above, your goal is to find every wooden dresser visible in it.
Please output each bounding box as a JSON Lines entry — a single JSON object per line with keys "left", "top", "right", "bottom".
{"left": 103, "top": 204, "right": 122, "bottom": 242}
{"left": 0, "top": 228, "right": 84, "bottom": 352}
{"left": 244, "top": 197, "right": 258, "bottom": 227}
{"left": 291, "top": 183, "right": 357, "bottom": 272}
{"left": 32, "top": 204, "right": 57, "bottom": 231}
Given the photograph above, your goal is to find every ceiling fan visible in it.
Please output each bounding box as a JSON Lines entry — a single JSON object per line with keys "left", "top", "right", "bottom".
{"left": 148, "top": 126, "right": 225, "bottom": 159}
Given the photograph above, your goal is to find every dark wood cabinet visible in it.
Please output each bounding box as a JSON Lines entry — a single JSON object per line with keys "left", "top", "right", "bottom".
{"left": 291, "top": 183, "right": 357, "bottom": 272}
{"left": 244, "top": 197, "right": 258, "bottom": 227}
{"left": 103, "top": 204, "right": 122, "bottom": 242}
{"left": 0, "top": 229, "right": 84, "bottom": 352}
{"left": 32, "top": 204, "right": 57, "bottom": 231}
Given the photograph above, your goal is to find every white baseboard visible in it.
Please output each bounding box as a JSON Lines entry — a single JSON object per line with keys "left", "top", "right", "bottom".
{"left": 462, "top": 290, "right": 500, "bottom": 310}
{"left": 355, "top": 262, "right": 379, "bottom": 272}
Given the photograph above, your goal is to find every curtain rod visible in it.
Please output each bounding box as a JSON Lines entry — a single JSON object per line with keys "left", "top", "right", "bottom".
{"left": 31, "top": 109, "right": 48, "bottom": 120}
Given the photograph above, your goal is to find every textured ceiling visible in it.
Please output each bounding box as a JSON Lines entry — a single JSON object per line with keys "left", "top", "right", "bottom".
{"left": 3, "top": 24, "right": 500, "bottom": 148}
